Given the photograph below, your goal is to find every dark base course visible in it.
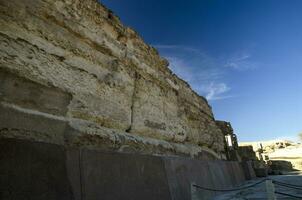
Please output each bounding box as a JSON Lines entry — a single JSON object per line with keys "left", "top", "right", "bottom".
{"left": 0, "top": 139, "right": 254, "bottom": 200}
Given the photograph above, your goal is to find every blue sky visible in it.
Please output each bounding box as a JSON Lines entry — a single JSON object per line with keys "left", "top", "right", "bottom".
{"left": 101, "top": 0, "right": 302, "bottom": 142}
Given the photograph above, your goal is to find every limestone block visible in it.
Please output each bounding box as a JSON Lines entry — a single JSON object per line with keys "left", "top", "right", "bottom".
{"left": 0, "top": 2, "right": 134, "bottom": 131}
{"left": 130, "top": 76, "right": 187, "bottom": 143}
{"left": 0, "top": 102, "right": 68, "bottom": 145}
{"left": 0, "top": 69, "right": 71, "bottom": 116}
{"left": 0, "top": 0, "right": 226, "bottom": 156}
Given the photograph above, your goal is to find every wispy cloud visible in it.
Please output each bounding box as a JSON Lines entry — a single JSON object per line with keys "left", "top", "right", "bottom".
{"left": 153, "top": 45, "right": 205, "bottom": 56}
{"left": 155, "top": 45, "right": 232, "bottom": 101}
{"left": 202, "top": 83, "right": 231, "bottom": 100}
{"left": 166, "top": 56, "right": 222, "bottom": 83}
{"left": 225, "top": 53, "right": 256, "bottom": 71}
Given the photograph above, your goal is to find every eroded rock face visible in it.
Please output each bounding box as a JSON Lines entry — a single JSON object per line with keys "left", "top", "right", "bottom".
{"left": 0, "top": 0, "right": 225, "bottom": 158}
{"left": 240, "top": 140, "right": 302, "bottom": 170}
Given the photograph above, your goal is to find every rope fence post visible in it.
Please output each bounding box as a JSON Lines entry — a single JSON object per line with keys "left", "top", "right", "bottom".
{"left": 266, "top": 180, "right": 276, "bottom": 200}
{"left": 191, "top": 182, "right": 199, "bottom": 200}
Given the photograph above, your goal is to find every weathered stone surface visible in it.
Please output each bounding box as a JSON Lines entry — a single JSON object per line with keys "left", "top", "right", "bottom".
{"left": 216, "top": 121, "right": 241, "bottom": 161}
{"left": 164, "top": 158, "right": 246, "bottom": 200}
{"left": 0, "top": 102, "right": 68, "bottom": 145}
{"left": 65, "top": 118, "right": 222, "bottom": 159}
{"left": 80, "top": 148, "right": 172, "bottom": 200}
{"left": 269, "top": 160, "right": 293, "bottom": 171}
{"left": 0, "top": 138, "right": 249, "bottom": 200}
{"left": 0, "top": 69, "right": 71, "bottom": 116}
{"left": 241, "top": 161, "right": 256, "bottom": 180}
{"left": 0, "top": 0, "right": 225, "bottom": 156}
{"left": 240, "top": 140, "right": 302, "bottom": 170}
{"left": 0, "top": 139, "right": 73, "bottom": 200}
{"left": 238, "top": 146, "right": 258, "bottom": 161}
{"left": 216, "top": 121, "right": 234, "bottom": 136}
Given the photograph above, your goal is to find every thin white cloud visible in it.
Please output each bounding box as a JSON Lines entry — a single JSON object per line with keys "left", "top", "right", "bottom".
{"left": 153, "top": 45, "right": 201, "bottom": 54}
{"left": 165, "top": 56, "right": 191, "bottom": 81}
{"left": 203, "top": 82, "right": 231, "bottom": 100}
{"left": 166, "top": 56, "right": 223, "bottom": 83}
{"left": 163, "top": 56, "right": 230, "bottom": 101}
{"left": 155, "top": 44, "right": 242, "bottom": 101}
{"left": 192, "top": 82, "right": 232, "bottom": 101}
{"left": 225, "top": 53, "right": 256, "bottom": 71}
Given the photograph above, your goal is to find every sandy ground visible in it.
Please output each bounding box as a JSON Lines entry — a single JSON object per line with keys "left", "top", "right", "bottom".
{"left": 213, "top": 171, "right": 302, "bottom": 200}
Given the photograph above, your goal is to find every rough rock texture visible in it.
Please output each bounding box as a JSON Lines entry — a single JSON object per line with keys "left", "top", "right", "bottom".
{"left": 240, "top": 140, "right": 294, "bottom": 153}
{"left": 216, "top": 121, "right": 234, "bottom": 136}
{"left": 0, "top": 0, "right": 225, "bottom": 158}
{"left": 216, "top": 121, "right": 241, "bottom": 161}
{"left": 1, "top": 138, "right": 250, "bottom": 200}
{"left": 240, "top": 140, "right": 302, "bottom": 170}
{"left": 238, "top": 146, "right": 258, "bottom": 161}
